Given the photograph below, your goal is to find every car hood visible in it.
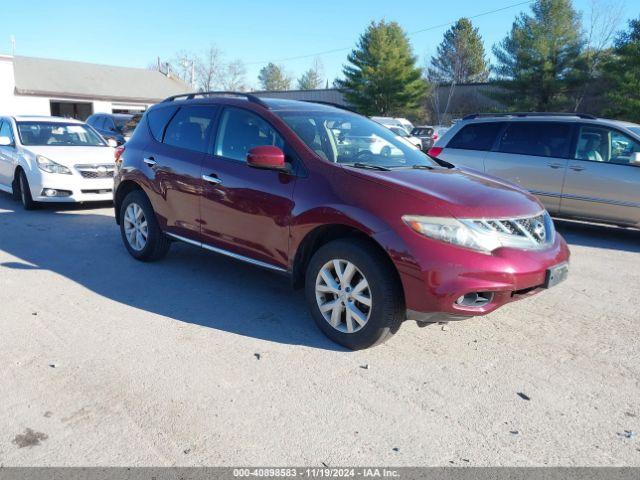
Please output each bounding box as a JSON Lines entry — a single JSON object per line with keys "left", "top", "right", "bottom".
{"left": 344, "top": 166, "right": 544, "bottom": 219}
{"left": 24, "top": 146, "right": 115, "bottom": 166}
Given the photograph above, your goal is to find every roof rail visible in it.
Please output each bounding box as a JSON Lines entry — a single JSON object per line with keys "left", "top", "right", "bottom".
{"left": 161, "top": 91, "right": 269, "bottom": 108}
{"left": 463, "top": 112, "right": 597, "bottom": 120}
{"left": 303, "top": 100, "right": 357, "bottom": 113}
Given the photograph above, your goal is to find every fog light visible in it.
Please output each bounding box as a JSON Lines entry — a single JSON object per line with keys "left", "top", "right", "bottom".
{"left": 455, "top": 292, "right": 493, "bottom": 307}
{"left": 41, "top": 189, "right": 72, "bottom": 197}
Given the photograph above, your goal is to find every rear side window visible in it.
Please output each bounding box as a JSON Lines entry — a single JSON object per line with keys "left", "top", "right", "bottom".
{"left": 497, "top": 122, "right": 571, "bottom": 158}
{"left": 163, "top": 106, "right": 218, "bottom": 153}
{"left": 447, "top": 122, "right": 503, "bottom": 151}
{"left": 147, "top": 106, "right": 178, "bottom": 142}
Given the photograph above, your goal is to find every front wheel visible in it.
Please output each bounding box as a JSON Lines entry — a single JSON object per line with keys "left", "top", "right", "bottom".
{"left": 119, "top": 190, "right": 171, "bottom": 261}
{"left": 17, "top": 170, "right": 37, "bottom": 210}
{"left": 305, "top": 238, "right": 404, "bottom": 350}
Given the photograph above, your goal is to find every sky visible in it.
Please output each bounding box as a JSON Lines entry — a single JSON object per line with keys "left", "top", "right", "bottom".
{"left": 0, "top": 0, "right": 636, "bottom": 89}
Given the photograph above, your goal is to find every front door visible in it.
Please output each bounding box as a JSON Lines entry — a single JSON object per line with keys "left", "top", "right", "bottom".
{"left": 484, "top": 121, "right": 573, "bottom": 214}
{"left": 0, "top": 120, "right": 17, "bottom": 188}
{"left": 143, "top": 105, "right": 219, "bottom": 240}
{"left": 199, "top": 107, "right": 296, "bottom": 270}
{"left": 560, "top": 125, "right": 640, "bottom": 225}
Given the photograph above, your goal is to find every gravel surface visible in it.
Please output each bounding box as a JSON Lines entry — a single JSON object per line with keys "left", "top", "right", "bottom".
{"left": 0, "top": 192, "right": 638, "bottom": 466}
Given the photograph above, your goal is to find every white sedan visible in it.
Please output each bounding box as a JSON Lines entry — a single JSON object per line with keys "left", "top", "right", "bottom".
{"left": 0, "top": 116, "right": 117, "bottom": 209}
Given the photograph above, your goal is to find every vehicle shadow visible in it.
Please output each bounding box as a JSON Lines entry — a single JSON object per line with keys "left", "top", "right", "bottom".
{"left": 0, "top": 193, "right": 346, "bottom": 351}
{"left": 554, "top": 218, "right": 640, "bottom": 253}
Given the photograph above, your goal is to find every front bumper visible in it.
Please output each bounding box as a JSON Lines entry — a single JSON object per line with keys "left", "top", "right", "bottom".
{"left": 28, "top": 168, "right": 114, "bottom": 203}
{"left": 378, "top": 229, "right": 571, "bottom": 321}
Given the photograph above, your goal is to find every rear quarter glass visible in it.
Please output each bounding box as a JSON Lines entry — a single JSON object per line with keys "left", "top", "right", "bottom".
{"left": 446, "top": 122, "right": 504, "bottom": 151}
{"left": 147, "top": 106, "right": 179, "bottom": 142}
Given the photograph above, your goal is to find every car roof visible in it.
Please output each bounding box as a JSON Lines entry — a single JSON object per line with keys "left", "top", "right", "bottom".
{"left": 11, "top": 115, "right": 84, "bottom": 123}
{"left": 457, "top": 114, "right": 640, "bottom": 130}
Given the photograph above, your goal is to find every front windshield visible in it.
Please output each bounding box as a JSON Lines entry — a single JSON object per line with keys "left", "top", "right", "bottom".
{"left": 17, "top": 122, "right": 106, "bottom": 147}
{"left": 277, "top": 111, "right": 438, "bottom": 169}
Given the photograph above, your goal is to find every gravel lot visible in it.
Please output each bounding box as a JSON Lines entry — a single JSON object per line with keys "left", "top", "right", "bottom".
{"left": 0, "top": 192, "right": 638, "bottom": 466}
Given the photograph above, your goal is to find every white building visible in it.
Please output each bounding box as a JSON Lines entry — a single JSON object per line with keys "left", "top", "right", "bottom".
{"left": 0, "top": 55, "right": 190, "bottom": 120}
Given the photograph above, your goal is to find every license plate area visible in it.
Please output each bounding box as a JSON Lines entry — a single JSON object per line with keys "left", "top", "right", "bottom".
{"left": 544, "top": 262, "right": 569, "bottom": 288}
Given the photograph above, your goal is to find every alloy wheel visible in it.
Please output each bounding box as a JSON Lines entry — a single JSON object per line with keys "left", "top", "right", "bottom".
{"left": 315, "top": 259, "right": 372, "bottom": 334}
{"left": 123, "top": 203, "right": 149, "bottom": 251}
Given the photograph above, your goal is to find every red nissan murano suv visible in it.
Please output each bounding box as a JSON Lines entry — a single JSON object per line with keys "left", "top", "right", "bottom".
{"left": 114, "top": 92, "right": 570, "bottom": 349}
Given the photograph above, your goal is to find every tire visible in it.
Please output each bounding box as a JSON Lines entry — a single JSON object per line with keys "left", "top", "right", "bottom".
{"left": 305, "top": 238, "right": 404, "bottom": 350}
{"left": 17, "top": 170, "right": 37, "bottom": 210}
{"left": 119, "top": 190, "right": 170, "bottom": 261}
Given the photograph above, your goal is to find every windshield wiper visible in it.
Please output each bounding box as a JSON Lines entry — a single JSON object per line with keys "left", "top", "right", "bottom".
{"left": 349, "top": 162, "right": 391, "bottom": 171}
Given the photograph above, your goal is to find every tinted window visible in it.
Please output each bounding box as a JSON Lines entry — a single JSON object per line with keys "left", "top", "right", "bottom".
{"left": 163, "top": 106, "right": 218, "bottom": 153}
{"left": 448, "top": 122, "right": 503, "bottom": 151}
{"left": 497, "top": 122, "right": 571, "bottom": 158}
{"left": 216, "top": 107, "right": 284, "bottom": 162}
{"left": 147, "top": 106, "right": 178, "bottom": 142}
{"left": 575, "top": 125, "right": 640, "bottom": 165}
{"left": 0, "top": 120, "right": 14, "bottom": 143}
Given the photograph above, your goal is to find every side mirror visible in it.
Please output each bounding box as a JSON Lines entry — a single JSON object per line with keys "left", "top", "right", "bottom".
{"left": 0, "top": 136, "right": 12, "bottom": 147}
{"left": 631, "top": 152, "right": 640, "bottom": 166}
{"left": 107, "top": 138, "right": 118, "bottom": 148}
{"left": 247, "top": 146, "right": 286, "bottom": 170}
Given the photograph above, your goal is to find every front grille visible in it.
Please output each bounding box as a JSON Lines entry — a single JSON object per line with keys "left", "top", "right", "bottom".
{"left": 469, "top": 212, "right": 553, "bottom": 248}
{"left": 75, "top": 164, "right": 115, "bottom": 179}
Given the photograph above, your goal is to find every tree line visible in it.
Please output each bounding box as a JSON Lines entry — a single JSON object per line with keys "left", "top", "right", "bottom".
{"left": 339, "top": 0, "right": 639, "bottom": 123}
{"left": 152, "top": 0, "right": 639, "bottom": 122}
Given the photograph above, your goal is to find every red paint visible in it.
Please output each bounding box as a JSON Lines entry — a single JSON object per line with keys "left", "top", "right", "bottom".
{"left": 427, "top": 146, "right": 443, "bottom": 158}
{"left": 115, "top": 96, "right": 570, "bottom": 319}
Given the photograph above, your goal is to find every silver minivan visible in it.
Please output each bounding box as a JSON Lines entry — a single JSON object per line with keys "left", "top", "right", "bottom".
{"left": 430, "top": 113, "right": 640, "bottom": 227}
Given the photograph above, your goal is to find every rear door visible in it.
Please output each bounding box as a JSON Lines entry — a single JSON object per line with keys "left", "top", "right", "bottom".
{"left": 199, "top": 106, "right": 296, "bottom": 269}
{"left": 142, "top": 105, "right": 219, "bottom": 240}
{"left": 484, "top": 121, "right": 572, "bottom": 213}
{"left": 560, "top": 124, "right": 640, "bottom": 225}
{"left": 439, "top": 122, "right": 504, "bottom": 172}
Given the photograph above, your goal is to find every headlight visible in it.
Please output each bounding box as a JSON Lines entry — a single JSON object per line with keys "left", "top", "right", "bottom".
{"left": 36, "top": 155, "right": 71, "bottom": 175}
{"left": 403, "top": 213, "right": 555, "bottom": 253}
{"left": 403, "top": 215, "right": 501, "bottom": 253}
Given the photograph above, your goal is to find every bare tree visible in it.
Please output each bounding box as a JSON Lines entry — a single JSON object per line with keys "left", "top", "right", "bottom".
{"left": 573, "top": 0, "right": 625, "bottom": 110}
{"left": 196, "top": 45, "right": 224, "bottom": 92}
{"left": 221, "top": 60, "right": 247, "bottom": 91}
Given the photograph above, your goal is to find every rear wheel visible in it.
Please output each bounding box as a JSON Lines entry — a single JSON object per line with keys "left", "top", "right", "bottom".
{"left": 17, "top": 170, "right": 37, "bottom": 210}
{"left": 305, "top": 238, "right": 404, "bottom": 350}
{"left": 119, "top": 190, "right": 170, "bottom": 261}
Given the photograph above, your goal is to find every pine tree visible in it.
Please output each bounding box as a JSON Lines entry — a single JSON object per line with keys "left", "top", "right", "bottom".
{"left": 604, "top": 17, "right": 640, "bottom": 121}
{"left": 258, "top": 63, "right": 292, "bottom": 91}
{"left": 492, "top": 0, "right": 584, "bottom": 111}
{"left": 297, "top": 59, "right": 324, "bottom": 90}
{"left": 336, "top": 20, "right": 427, "bottom": 116}
{"left": 428, "top": 18, "right": 490, "bottom": 84}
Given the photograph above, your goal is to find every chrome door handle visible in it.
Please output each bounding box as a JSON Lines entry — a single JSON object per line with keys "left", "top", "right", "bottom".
{"left": 143, "top": 157, "right": 157, "bottom": 167}
{"left": 547, "top": 163, "right": 564, "bottom": 169}
{"left": 569, "top": 165, "right": 585, "bottom": 171}
{"left": 202, "top": 174, "right": 222, "bottom": 185}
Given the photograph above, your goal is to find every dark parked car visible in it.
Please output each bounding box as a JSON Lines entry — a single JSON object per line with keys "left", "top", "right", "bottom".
{"left": 113, "top": 93, "right": 570, "bottom": 349}
{"left": 87, "top": 113, "right": 142, "bottom": 145}
{"left": 410, "top": 126, "right": 434, "bottom": 150}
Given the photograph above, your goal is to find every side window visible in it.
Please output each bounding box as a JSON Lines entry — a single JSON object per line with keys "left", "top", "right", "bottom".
{"left": 0, "top": 120, "right": 14, "bottom": 143}
{"left": 147, "top": 106, "right": 178, "bottom": 142}
{"left": 497, "top": 122, "right": 571, "bottom": 158}
{"left": 447, "top": 122, "right": 503, "bottom": 151}
{"left": 610, "top": 130, "right": 640, "bottom": 164}
{"left": 215, "top": 107, "right": 284, "bottom": 162}
{"left": 163, "top": 106, "right": 218, "bottom": 153}
{"left": 103, "top": 117, "right": 116, "bottom": 132}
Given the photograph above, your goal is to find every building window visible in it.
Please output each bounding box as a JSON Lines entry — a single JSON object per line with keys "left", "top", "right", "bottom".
{"left": 50, "top": 101, "right": 94, "bottom": 121}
